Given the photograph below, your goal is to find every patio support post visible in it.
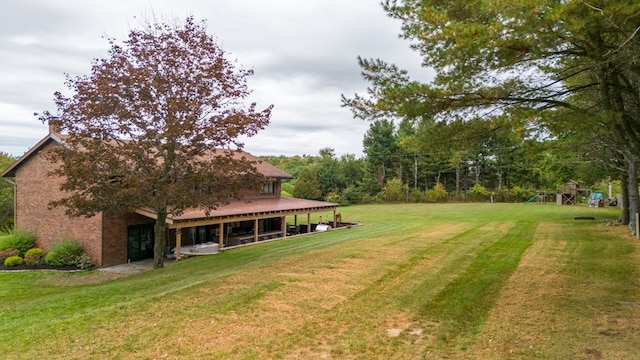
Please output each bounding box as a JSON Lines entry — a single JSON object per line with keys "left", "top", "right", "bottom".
{"left": 218, "top": 223, "right": 224, "bottom": 248}
{"left": 307, "top": 213, "right": 311, "bottom": 233}
{"left": 175, "top": 228, "right": 182, "bottom": 260}
{"left": 281, "top": 216, "right": 286, "bottom": 238}
{"left": 254, "top": 218, "right": 259, "bottom": 242}
{"left": 333, "top": 209, "right": 336, "bottom": 228}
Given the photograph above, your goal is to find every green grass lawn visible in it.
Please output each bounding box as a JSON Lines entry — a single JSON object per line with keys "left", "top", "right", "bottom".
{"left": 1, "top": 203, "right": 638, "bottom": 359}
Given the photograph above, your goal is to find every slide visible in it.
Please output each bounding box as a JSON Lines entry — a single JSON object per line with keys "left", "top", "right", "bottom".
{"left": 523, "top": 193, "right": 538, "bottom": 204}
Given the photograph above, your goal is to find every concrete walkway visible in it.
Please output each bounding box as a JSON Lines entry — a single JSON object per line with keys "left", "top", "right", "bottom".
{"left": 99, "top": 259, "right": 156, "bottom": 274}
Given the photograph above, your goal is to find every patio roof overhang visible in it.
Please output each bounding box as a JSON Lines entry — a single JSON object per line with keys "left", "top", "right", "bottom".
{"left": 134, "top": 197, "right": 338, "bottom": 229}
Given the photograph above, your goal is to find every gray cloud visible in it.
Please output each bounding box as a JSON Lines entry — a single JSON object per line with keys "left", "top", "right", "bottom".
{"left": 0, "top": 0, "right": 432, "bottom": 158}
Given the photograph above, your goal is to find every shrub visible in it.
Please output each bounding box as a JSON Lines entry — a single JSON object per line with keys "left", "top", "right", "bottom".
{"left": 45, "top": 240, "right": 85, "bottom": 267}
{"left": 469, "top": 183, "right": 489, "bottom": 202}
{"left": 325, "top": 192, "right": 350, "bottom": 206}
{"left": 0, "top": 248, "right": 19, "bottom": 263}
{"left": 341, "top": 186, "right": 365, "bottom": 205}
{"left": 24, "top": 248, "right": 45, "bottom": 267}
{"left": 507, "top": 186, "right": 536, "bottom": 203}
{"left": 381, "top": 178, "right": 409, "bottom": 202}
{"left": 427, "top": 183, "right": 448, "bottom": 202}
{"left": 24, "top": 255, "right": 44, "bottom": 267}
{"left": 410, "top": 189, "right": 427, "bottom": 203}
{"left": 494, "top": 188, "right": 511, "bottom": 202}
{"left": 74, "top": 253, "right": 93, "bottom": 270}
{"left": 4, "top": 255, "right": 23, "bottom": 267}
{"left": 0, "top": 229, "right": 36, "bottom": 257}
{"left": 24, "top": 248, "right": 44, "bottom": 258}
{"left": 281, "top": 182, "right": 295, "bottom": 196}
{"left": 325, "top": 192, "right": 341, "bottom": 203}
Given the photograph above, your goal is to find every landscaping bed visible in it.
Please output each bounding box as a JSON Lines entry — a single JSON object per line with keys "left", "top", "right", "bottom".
{"left": 0, "top": 263, "right": 82, "bottom": 271}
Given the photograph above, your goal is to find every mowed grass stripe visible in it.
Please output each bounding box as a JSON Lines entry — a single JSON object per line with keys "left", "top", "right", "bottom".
{"left": 159, "top": 221, "right": 480, "bottom": 358}
{"left": 470, "top": 222, "right": 640, "bottom": 359}
{"left": 395, "top": 221, "right": 517, "bottom": 312}
{"left": 416, "top": 220, "right": 537, "bottom": 352}
{"left": 238, "top": 222, "right": 518, "bottom": 359}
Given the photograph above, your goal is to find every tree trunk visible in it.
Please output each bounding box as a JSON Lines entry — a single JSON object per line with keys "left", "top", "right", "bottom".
{"left": 153, "top": 207, "right": 168, "bottom": 269}
{"left": 627, "top": 160, "right": 639, "bottom": 236}
{"left": 414, "top": 155, "right": 418, "bottom": 190}
{"left": 455, "top": 164, "right": 462, "bottom": 200}
{"left": 621, "top": 169, "right": 630, "bottom": 225}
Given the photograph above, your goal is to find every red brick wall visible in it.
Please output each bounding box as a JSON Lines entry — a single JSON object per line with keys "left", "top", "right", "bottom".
{"left": 14, "top": 143, "right": 104, "bottom": 265}
{"left": 102, "top": 213, "right": 155, "bottom": 267}
{"left": 12, "top": 142, "right": 283, "bottom": 267}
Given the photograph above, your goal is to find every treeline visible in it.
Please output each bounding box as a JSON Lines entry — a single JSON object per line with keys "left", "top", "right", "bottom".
{"left": 0, "top": 152, "right": 17, "bottom": 227}
{"left": 262, "top": 117, "right": 615, "bottom": 205}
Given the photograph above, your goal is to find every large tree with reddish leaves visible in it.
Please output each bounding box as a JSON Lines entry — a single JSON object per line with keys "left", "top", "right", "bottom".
{"left": 39, "top": 16, "right": 272, "bottom": 268}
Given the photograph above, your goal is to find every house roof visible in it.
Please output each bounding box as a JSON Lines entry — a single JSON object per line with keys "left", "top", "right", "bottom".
{"left": 1, "top": 133, "right": 64, "bottom": 178}
{"left": 134, "top": 197, "right": 338, "bottom": 226}
{"left": 219, "top": 149, "right": 293, "bottom": 179}
{"left": 1, "top": 133, "right": 293, "bottom": 179}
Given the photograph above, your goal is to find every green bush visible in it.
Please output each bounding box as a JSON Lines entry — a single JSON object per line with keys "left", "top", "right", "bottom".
{"left": 24, "top": 248, "right": 44, "bottom": 258}
{"left": 45, "top": 240, "right": 85, "bottom": 267}
{"left": 74, "top": 253, "right": 93, "bottom": 270}
{"left": 281, "top": 182, "right": 295, "bottom": 196}
{"left": 0, "top": 229, "right": 36, "bottom": 257}
{"left": 341, "top": 186, "right": 370, "bottom": 205}
{"left": 24, "top": 255, "right": 44, "bottom": 267}
{"left": 325, "top": 192, "right": 341, "bottom": 203}
{"left": 381, "top": 178, "right": 409, "bottom": 202}
{"left": 494, "top": 188, "right": 511, "bottom": 202}
{"left": 505, "top": 186, "right": 534, "bottom": 203}
{"left": 427, "top": 183, "right": 448, "bottom": 202}
{"left": 469, "top": 183, "right": 489, "bottom": 202}
{"left": 410, "top": 189, "right": 427, "bottom": 203}
{"left": 4, "top": 255, "right": 23, "bottom": 267}
{"left": 0, "top": 248, "right": 19, "bottom": 263}
{"left": 24, "top": 248, "right": 45, "bottom": 267}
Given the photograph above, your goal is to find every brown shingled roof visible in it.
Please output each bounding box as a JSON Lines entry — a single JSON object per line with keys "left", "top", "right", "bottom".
{"left": 175, "top": 197, "right": 336, "bottom": 221}
{"left": 221, "top": 149, "right": 293, "bottom": 179}
{"left": 1, "top": 133, "right": 293, "bottom": 180}
{"left": 134, "top": 197, "right": 338, "bottom": 225}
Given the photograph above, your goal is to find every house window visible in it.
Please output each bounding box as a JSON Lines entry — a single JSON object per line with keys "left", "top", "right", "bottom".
{"left": 191, "top": 184, "right": 210, "bottom": 195}
{"left": 262, "top": 181, "right": 274, "bottom": 194}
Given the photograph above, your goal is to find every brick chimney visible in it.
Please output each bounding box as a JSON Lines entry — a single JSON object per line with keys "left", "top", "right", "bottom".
{"left": 48, "top": 119, "right": 61, "bottom": 137}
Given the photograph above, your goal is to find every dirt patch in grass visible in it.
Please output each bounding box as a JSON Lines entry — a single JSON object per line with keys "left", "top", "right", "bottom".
{"left": 33, "top": 271, "right": 133, "bottom": 287}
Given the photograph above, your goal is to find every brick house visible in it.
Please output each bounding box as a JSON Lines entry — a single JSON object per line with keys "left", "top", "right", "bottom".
{"left": 1, "top": 130, "right": 338, "bottom": 267}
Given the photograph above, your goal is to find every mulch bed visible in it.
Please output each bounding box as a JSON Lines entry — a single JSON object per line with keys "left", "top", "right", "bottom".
{"left": 0, "top": 264, "right": 82, "bottom": 271}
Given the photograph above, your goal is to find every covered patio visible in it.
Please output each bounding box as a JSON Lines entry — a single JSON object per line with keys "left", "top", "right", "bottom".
{"left": 136, "top": 197, "right": 339, "bottom": 258}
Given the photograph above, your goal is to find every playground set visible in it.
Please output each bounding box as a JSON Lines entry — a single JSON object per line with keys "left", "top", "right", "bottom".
{"left": 524, "top": 180, "right": 608, "bottom": 207}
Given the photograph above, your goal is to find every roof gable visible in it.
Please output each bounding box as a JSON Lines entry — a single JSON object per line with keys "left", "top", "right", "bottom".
{"left": 1, "top": 134, "right": 65, "bottom": 178}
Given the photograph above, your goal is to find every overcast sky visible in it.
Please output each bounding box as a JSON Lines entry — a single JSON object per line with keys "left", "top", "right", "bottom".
{"left": 1, "top": 0, "right": 432, "bottom": 158}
